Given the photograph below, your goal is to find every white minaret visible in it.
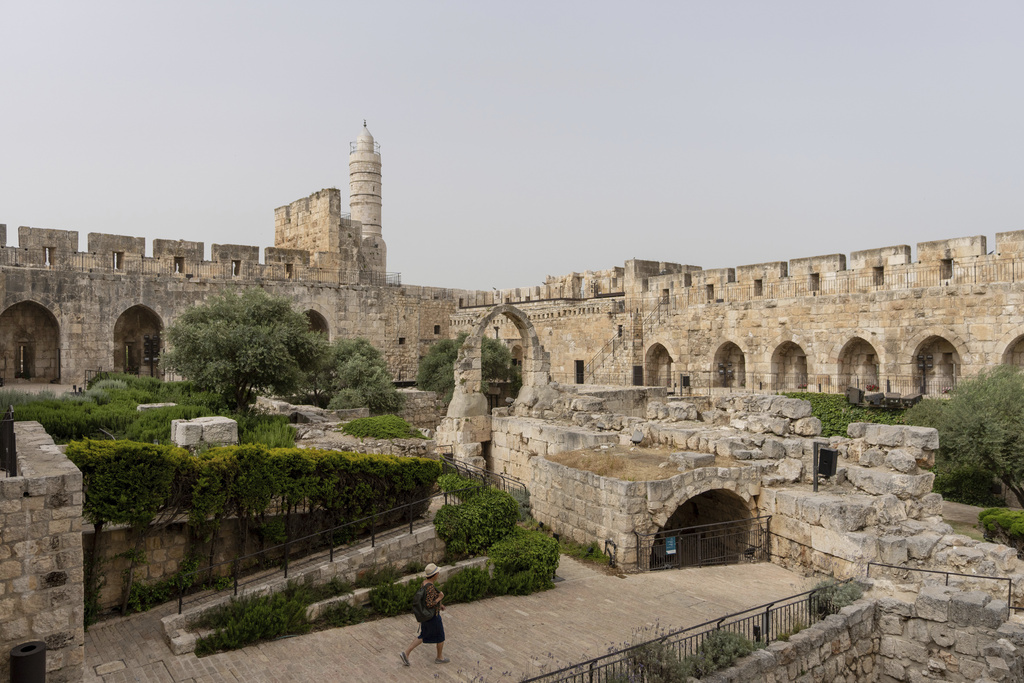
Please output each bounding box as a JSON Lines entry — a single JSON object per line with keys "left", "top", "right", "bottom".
{"left": 350, "top": 122, "right": 382, "bottom": 239}
{"left": 349, "top": 121, "right": 386, "bottom": 275}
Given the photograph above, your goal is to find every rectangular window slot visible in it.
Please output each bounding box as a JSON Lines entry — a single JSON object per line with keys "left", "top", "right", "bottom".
{"left": 809, "top": 273, "right": 820, "bottom": 292}
{"left": 753, "top": 279, "right": 763, "bottom": 297}
{"left": 873, "top": 266, "right": 884, "bottom": 286}
{"left": 433, "top": 325, "right": 441, "bottom": 335}
{"left": 706, "top": 284, "right": 714, "bottom": 301}
{"left": 232, "top": 260, "right": 241, "bottom": 277}
{"left": 112, "top": 252, "right": 124, "bottom": 270}
{"left": 940, "top": 259, "right": 953, "bottom": 280}
{"left": 174, "top": 257, "right": 184, "bottom": 273}
{"left": 286, "top": 263, "right": 294, "bottom": 278}
{"left": 398, "top": 337, "right": 406, "bottom": 345}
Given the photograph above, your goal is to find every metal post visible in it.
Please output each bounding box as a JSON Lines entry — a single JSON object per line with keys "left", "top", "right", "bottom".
{"left": 813, "top": 443, "right": 820, "bottom": 492}
{"left": 284, "top": 540, "right": 289, "bottom": 578}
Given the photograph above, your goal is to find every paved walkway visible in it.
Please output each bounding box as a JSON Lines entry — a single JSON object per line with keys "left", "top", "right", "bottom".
{"left": 85, "top": 558, "right": 813, "bottom": 683}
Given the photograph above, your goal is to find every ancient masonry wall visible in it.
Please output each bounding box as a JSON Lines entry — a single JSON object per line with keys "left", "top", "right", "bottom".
{"left": 0, "top": 422, "right": 84, "bottom": 683}
{"left": 395, "top": 389, "right": 445, "bottom": 430}
{"left": 716, "top": 592, "right": 1024, "bottom": 683}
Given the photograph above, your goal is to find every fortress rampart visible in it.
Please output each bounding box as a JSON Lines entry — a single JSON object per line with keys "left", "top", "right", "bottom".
{"left": 454, "top": 231, "right": 1024, "bottom": 397}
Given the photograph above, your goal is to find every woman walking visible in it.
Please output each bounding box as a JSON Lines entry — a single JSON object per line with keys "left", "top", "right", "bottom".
{"left": 400, "top": 563, "right": 449, "bottom": 665}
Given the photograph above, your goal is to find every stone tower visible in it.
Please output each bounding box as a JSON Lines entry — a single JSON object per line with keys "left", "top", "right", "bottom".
{"left": 350, "top": 122, "right": 386, "bottom": 276}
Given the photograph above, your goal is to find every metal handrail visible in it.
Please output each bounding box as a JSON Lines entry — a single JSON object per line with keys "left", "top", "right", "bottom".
{"left": 176, "top": 483, "right": 482, "bottom": 614}
{"left": 438, "top": 448, "right": 529, "bottom": 503}
{"left": 519, "top": 580, "right": 855, "bottom": 683}
{"left": 0, "top": 406, "right": 15, "bottom": 477}
{"left": 866, "top": 561, "right": 1016, "bottom": 617}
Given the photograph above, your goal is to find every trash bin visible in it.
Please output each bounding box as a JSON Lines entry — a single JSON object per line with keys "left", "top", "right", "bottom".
{"left": 10, "top": 640, "right": 45, "bottom": 683}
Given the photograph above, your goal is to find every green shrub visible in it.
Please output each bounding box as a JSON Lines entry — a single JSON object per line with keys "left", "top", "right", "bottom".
{"left": 437, "top": 472, "right": 483, "bottom": 501}
{"left": 317, "top": 601, "right": 367, "bottom": 628}
{"left": 368, "top": 578, "right": 421, "bottom": 617}
{"left": 340, "top": 415, "right": 424, "bottom": 440}
{"left": 559, "top": 538, "right": 610, "bottom": 565}
{"left": 979, "top": 508, "right": 1024, "bottom": 553}
{"left": 126, "top": 556, "right": 200, "bottom": 614}
{"left": 355, "top": 565, "right": 401, "bottom": 589}
{"left": 433, "top": 487, "right": 519, "bottom": 556}
{"left": 237, "top": 414, "right": 296, "bottom": 448}
{"left": 783, "top": 392, "right": 906, "bottom": 438}
{"left": 487, "top": 527, "right": 560, "bottom": 594}
{"left": 678, "top": 629, "right": 757, "bottom": 679}
{"left": 441, "top": 567, "right": 490, "bottom": 604}
{"left": 122, "top": 405, "right": 213, "bottom": 444}
{"left": 809, "top": 579, "right": 863, "bottom": 618}
{"left": 194, "top": 585, "right": 311, "bottom": 656}
{"left": 932, "top": 463, "right": 1004, "bottom": 507}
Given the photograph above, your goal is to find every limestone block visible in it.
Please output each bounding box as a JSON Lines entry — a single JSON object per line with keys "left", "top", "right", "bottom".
{"left": 171, "top": 420, "right": 202, "bottom": 447}
{"left": 776, "top": 458, "right": 803, "bottom": 483}
{"left": 905, "top": 531, "right": 942, "bottom": 560}
{"left": 903, "top": 426, "right": 940, "bottom": 451}
{"left": 770, "top": 397, "right": 812, "bottom": 420}
{"left": 760, "top": 439, "right": 787, "bottom": 460}
{"left": 847, "top": 423, "right": 868, "bottom": 439}
{"left": 915, "top": 586, "right": 952, "bottom": 622}
{"left": 859, "top": 448, "right": 887, "bottom": 468}
{"left": 817, "top": 497, "right": 877, "bottom": 532}
{"left": 846, "top": 466, "right": 934, "bottom": 500}
{"left": 646, "top": 401, "right": 669, "bottom": 420}
{"left": 137, "top": 403, "right": 176, "bottom": 412}
{"left": 884, "top": 449, "right": 918, "bottom": 473}
{"left": 670, "top": 452, "right": 714, "bottom": 469}
{"left": 667, "top": 402, "right": 699, "bottom": 421}
{"left": 792, "top": 416, "right": 822, "bottom": 436}
{"left": 875, "top": 494, "right": 908, "bottom": 525}
{"left": 194, "top": 416, "right": 239, "bottom": 445}
{"left": 810, "top": 527, "right": 878, "bottom": 562}
{"left": 863, "top": 424, "right": 903, "bottom": 447}
{"left": 878, "top": 536, "right": 909, "bottom": 565}
{"left": 949, "top": 591, "right": 1003, "bottom": 629}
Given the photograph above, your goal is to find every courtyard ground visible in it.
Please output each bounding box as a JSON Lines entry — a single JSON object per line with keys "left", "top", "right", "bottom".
{"left": 85, "top": 558, "right": 814, "bottom": 683}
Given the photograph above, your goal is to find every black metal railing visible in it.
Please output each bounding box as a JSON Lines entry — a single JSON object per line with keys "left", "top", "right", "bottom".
{"left": 519, "top": 581, "right": 853, "bottom": 683}
{"left": 635, "top": 516, "right": 771, "bottom": 572}
{"left": 866, "top": 562, "right": 1016, "bottom": 617}
{"left": 0, "top": 406, "right": 15, "bottom": 477}
{"left": 438, "top": 447, "right": 529, "bottom": 504}
{"left": 176, "top": 484, "right": 480, "bottom": 614}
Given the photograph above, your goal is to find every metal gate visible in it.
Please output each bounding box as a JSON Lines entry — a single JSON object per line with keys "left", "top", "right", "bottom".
{"left": 635, "top": 516, "right": 771, "bottom": 571}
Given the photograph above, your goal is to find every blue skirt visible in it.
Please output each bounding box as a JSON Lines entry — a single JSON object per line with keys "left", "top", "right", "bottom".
{"left": 418, "top": 614, "right": 445, "bottom": 644}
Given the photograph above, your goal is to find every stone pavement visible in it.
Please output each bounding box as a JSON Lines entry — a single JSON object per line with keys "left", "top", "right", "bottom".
{"left": 85, "top": 558, "right": 814, "bottom": 683}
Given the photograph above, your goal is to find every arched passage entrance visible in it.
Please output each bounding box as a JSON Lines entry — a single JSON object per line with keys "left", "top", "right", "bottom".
{"left": 1002, "top": 335, "right": 1024, "bottom": 368}
{"left": 645, "top": 343, "right": 672, "bottom": 387}
{"left": 644, "top": 489, "right": 765, "bottom": 570}
{"left": 0, "top": 301, "right": 61, "bottom": 383}
{"left": 838, "top": 337, "right": 879, "bottom": 389}
{"left": 305, "top": 310, "right": 329, "bottom": 337}
{"left": 772, "top": 341, "right": 808, "bottom": 391}
{"left": 448, "top": 304, "right": 550, "bottom": 418}
{"left": 912, "top": 336, "right": 960, "bottom": 394}
{"left": 713, "top": 342, "right": 745, "bottom": 388}
{"left": 114, "top": 305, "right": 163, "bottom": 376}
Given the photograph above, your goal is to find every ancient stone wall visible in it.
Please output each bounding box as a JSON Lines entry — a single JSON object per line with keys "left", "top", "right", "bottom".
{"left": 716, "top": 592, "right": 1024, "bottom": 683}
{"left": 0, "top": 422, "right": 84, "bottom": 683}
{"left": 396, "top": 388, "right": 445, "bottom": 430}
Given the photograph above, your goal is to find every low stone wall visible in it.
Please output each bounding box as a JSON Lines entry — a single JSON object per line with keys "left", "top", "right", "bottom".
{"left": 397, "top": 388, "right": 445, "bottom": 430}
{"left": 1, "top": 422, "right": 84, "bottom": 683}
{"left": 490, "top": 416, "right": 618, "bottom": 481}
{"left": 713, "top": 590, "right": 1024, "bottom": 682}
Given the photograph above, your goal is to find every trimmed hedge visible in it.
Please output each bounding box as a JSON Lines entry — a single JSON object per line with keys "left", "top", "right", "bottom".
{"left": 340, "top": 415, "right": 425, "bottom": 440}
{"left": 979, "top": 508, "right": 1024, "bottom": 553}
{"left": 488, "top": 527, "right": 560, "bottom": 594}
{"left": 783, "top": 392, "right": 906, "bottom": 438}
{"left": 932, "top": 464, "right": 1004, "bottom": 507}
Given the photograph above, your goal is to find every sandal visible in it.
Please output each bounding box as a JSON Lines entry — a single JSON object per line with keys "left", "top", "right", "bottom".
{"left": 435, "top": 657, "right": 450, "bottom": 664}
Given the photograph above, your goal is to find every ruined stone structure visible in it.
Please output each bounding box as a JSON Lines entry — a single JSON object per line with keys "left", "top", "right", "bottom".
{"left": 0, "top": 423, "right": 84, "bottom": 683}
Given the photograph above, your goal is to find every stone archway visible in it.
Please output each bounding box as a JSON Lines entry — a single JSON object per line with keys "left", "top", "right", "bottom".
{"left": 0, "top": 301, "right": 61, "bottom": 383}
{"left": 113, "top": 305, "right": 163, "bottom": 377}
{"left": 305, "top": 310, "right": 329, "bottom": 337}
{"left": 1001, "top": 334, "right": 1024, "bottom": 367}
{"left": 648, "top": 489, "right": 756, "bottom": 570}
{"left": 644, "top": 343, "right": 672, "bottom": 387}
{"left": 772, "top": 341, "right": 808, "bottom": 391}
{"left": 912, "top": 336, "right": 961, "bottom": 395}
{"left": 837, "top": 337, "right": 880, "bottom": 389}
{"left": 448, "top": 304, "right": 550, "bottom": 418}
{"left": 713, "top": 341, "right": 746, "bottom": 389}
{"left": 510, "top": 345, "right": 523, "bottom": 369}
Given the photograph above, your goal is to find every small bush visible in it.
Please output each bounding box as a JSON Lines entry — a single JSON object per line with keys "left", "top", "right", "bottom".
{"left": 488, "top": 527, "right": 560, "bottom": 581}
{"left": 340, "top": 415, "right": 424, "bottom": 440}
{"left": 810, "top": 579, "right": 863, "bottom": 617}
{"left": 559, "top": 538, "right": 610, "bottom": 565}
{"left": 433, "top": 487, "right": 519, "bottom": 556}
{"left": 237, "top": 413, "right": 296, "bottom": 448}
{"left": 932, "top": 463, "right": 1004, "bottom": 507}
{"left": 678, "top": 629, "right": 757, "bottom": 678}
{"left": 979, "top": 508, "right": 1024, "bottom": 553}
{"left": 194, "top": 584, "right": 311, "bottom": 656}
{"left": 317, "top": 601, "right": 367, "bottom": 628}
{"left": 355, "top": 565, "right": 401, "bottom": 589}
{"left": 441, "top": 567, "right": 489, "bottom": 604}
{"left": 126, "top": 556, "right": 200, "bottom": 614}
{"left": 368, "top": 578, "right": 421, "bottom": 617}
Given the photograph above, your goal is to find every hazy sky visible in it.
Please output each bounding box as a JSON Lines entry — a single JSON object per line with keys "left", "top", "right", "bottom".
{"left": 3, "top": 2, "right": 1022, "bottom": 290}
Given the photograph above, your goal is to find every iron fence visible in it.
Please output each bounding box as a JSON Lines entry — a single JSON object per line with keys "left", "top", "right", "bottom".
{"left": 0, "top": 406, "right": 15, "bottom": 477}
{"left": 438, "top": 447, "right": 529, "bottom": 505}
{"left": 176, "top": 483, "right": 481, "bottom": 614}
{"left": 519, "top": 581, "right": 854, "bottom": 683}
{"left": 866, "top": 562, "right": 1016, "bottom": 617}
{"left": 635, "top": 516, "right": 771, "bottom": 572}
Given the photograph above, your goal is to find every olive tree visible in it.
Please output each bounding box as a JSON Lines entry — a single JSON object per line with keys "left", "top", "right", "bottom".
{"left": 163, "top": 288, "right": 320, "bottom": 410}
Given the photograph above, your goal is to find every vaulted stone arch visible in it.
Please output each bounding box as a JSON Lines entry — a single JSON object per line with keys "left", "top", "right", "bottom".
{"left": 0, "top": 300, "right": 61, "bottom": 383}
{"left": 448, "top": 304, "right": 550, "bottom": 417}
{"left": 910, "top": 334, "right": 962, "bottom": 395}
{"left": 713, "top": 340, "right": 746, "bottom": 388}
{"left": 997, "top": 330, "right": 1024, "bottom": 367}
{"left": 644, "top": 342, "right": 673, "bottom": 387}
{"left": 836, "top": 337, "right": 881, "bottom": 389}
{"left": 305, "top": 309, "right": 330, "bottom": 337}
{"left": 113, "top": 304, "right": 164, "bottom": 376}
{"left": 771, "top": 341, "right": 809, "bottom": 391}
{"left": 902, "top": 328, "right": 972, "bottom": 370}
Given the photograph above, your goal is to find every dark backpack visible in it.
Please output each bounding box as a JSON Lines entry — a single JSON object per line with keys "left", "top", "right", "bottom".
{"left": 411, "top": 585, "right": 434, "bottom": 623}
